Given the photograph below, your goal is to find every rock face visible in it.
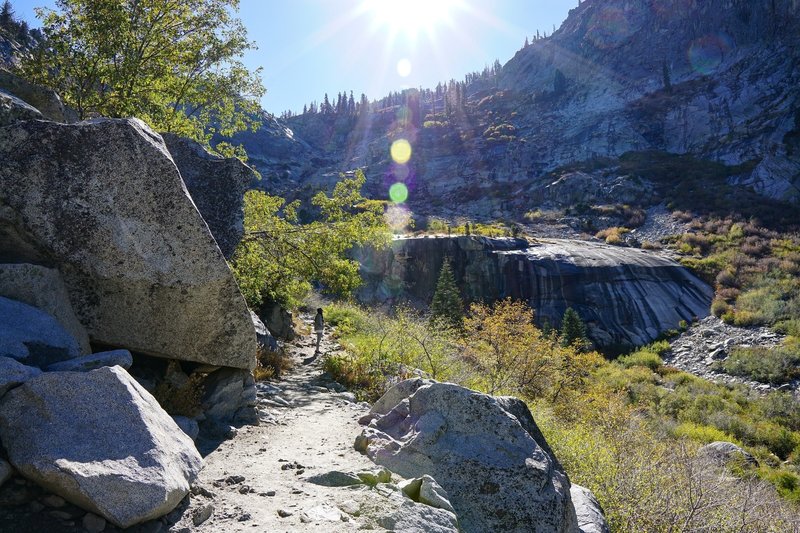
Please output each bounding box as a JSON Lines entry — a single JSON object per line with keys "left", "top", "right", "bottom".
{"left": 0, "top": 117, "right": 256, "bottom": 369}
{"left": 357, "top": 379, "right": 578, "bottom": 533}
{"left": 0, "top": 366, "right": 203, "bottom": 528}
{"left": 162, "top": 133, "right": 254, "bottom": 259}
{"left": 0, "top": 356, "right": 41, "bottom": 397}
{"left": 0, "top": 296, "right": 82, "bottom": 367}
{"left": 0, "top": 263, "right": 91, "bottom": 354}
{"left": 357, "top": 236, "right": 713, "bottom": 350}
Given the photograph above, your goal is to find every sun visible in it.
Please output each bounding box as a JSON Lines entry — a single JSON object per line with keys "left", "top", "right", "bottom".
{"left": 360, "top": 0, "right": 462, "bottom": 39}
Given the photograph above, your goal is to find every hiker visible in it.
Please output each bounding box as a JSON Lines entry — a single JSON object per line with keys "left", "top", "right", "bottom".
{"left": 314, "top": 308, "right": 324, "bottom": 353}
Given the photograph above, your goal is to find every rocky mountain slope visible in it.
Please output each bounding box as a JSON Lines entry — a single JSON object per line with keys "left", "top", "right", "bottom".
{"left": 232, "top": 0, "right": 800, "bottom": 218}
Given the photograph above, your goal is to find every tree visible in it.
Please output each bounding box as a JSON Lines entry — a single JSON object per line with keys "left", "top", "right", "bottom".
{"left": 662, "top": 60, "right": 673, "bottom": 94}
{"left": 553, "top": 68, "right": 567, "bottom": 94}
{"left": 429, "top": 259, "right": 464, "bottom": 330}
{"left": 0, "top": 1, "right": 14, "bottom": 29}
{"left": 19, "top": 0, "right": 263, "bottom": 145}
{"left": 231, "top": 169, "right": 390, "bottom": 309}
{"left": 560, "top": 307, "right": 588, "bottom": 349}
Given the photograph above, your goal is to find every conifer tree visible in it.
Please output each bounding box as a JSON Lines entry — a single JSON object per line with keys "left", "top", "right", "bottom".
{"left": 430, "top": 259, "right": 464, "bottom": 329}
{"left": 560, "top": 307, "right": 588, "bottom": 349}
{"left": 0, "top": 1, "right": 14, "bottom": 29}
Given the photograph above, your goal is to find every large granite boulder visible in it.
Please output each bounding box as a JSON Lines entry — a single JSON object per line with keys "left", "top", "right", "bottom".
{"left": 357, "top": 380, "right": 578, "bottom": 533}
{"left": 0, "top": 117, "right": 256, "bottom": 369}
{"left": 0, "top": 296, "right": 82, "bottom": 368}
{"left": 0, "top": 89, "right": 42, "bottom": 126}
{"left": 0, "top": 68, "right": 73, "bottom": 123}
{"left": 162, "top": 133, "right": 254, "bottom": 259}
{"left": 0, "top": 366, "right": 203, "bottom": 528}
{"left": 570, "top": 484, "right": 609, "bottom": 533}
{"left": 0, "top": 263, "right": 91, "bottom": 354}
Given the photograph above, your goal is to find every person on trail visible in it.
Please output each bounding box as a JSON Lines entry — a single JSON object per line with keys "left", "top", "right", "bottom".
{"left": 314, "top": 308, "right": 324, "bottom": 353}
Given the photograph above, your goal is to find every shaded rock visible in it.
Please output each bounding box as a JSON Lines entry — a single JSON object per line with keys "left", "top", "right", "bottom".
{"left": 399, "top": 475, "right": 456, "bottom": 514}
{"left": 358, "top": 380, "right": 577, "bottom": 533}
{"left": 0, "top": 366, "right": 203, "bottom": 528}
{"left": 0, "top": 118, "right": 256, "bottom": 369}
{"left": 376, "top": 499, "right": 459, "bottom": 533}
{"left": 0, "top": 356, "right": 41, "bottom": 397}
{"left": 0, "top": 296, "right": 81, "bottom": 367}
{"left": 306, "top": 470, "right": 363, "bottom": 487}
{"left": 0, "top": 458, "right": 12, "bottom": 487}
{"left": 82, "top": 513, "right": 107, "bottom": 533}
{"left": 0, "top": 263, "right": 91, "bottom": 354}
{"left": 258, "top": 301, "right": 296, "bottom": 341}
{"left": 171, "top": 416, "right": 200, "bottom": 441}
{"left": 202, "top": 367, "right": 258, "bottom": 424}
{"left": 46, "top": 350, "right": 132, "bottom": 372}
{"left": 570, "top": 485, "right": 609, "bottom": 533}
{"left": 0, "top": 68, "right": 72, "bottom": 123}
{"left": 496, "top": 396, "right": 563, "bottom": 471}
{"left": 0, "top": 89, "right": 42, "bottom": 126}
{"left": 251, "top": 310, "right": 278, "bottom": 352}
{"left": 162, "top": 133, "right": 253, "bottom": 259}
{"left": 699, "top": 441, "right": 758, "bottom": 467}
{"left": 191, "top": 503, "right": 214, "bottom": 526}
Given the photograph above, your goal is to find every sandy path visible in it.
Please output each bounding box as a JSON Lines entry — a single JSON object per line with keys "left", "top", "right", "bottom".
{"left": 174, "top": 318, "right": 385, "bottom": 532}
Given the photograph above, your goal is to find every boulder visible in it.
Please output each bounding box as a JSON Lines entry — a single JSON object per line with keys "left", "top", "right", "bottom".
{"left": 0, "top": 263, "right": 91, "bottom": 354}
{"left": 0, "top": 118, "right": 256, "bottom": 369}
{"left": 699, "top": 441, "right": 758, "bottom": 467}
{"left": 0, "top": 366, "right": 203, "bottom": 528}
{"left": 0, "top": 296, "right": 81, "bottom": 368}
{"left": 259, "top": 301, "right": 296, "bottom": 341}
{"left": 0, "top": 68, "right": 73, "bottom": 123}
{"left": 399, "top": 475, "right": 456, "bottom": 514}
{"left": 251, "top": 310, "right": 279, "bottom": 352}
{"left": 162, "top": 133, "right": 254, "bottom": 259}
{"left": 201, "top": 367, "right": 259, "bottom": 424}
{"left": 0, "top": 458, "right": 12, "bottom": 487}
{"left": 0, "top": 356, "right": 42, "bottom": 397}
{"left": 358, "top": 380, "right": 578, "bottom": 533}
{"left": 570, "top": 484, "right": 609, "bottom": 533}
{"left": 45, "top": 349, "right": 132, "bottom": 372}
{"left": 172, "top": 415, "right": 200, "bottom": 441}
{"left": 0, "top": 89, "right": 42, "bottom": 126}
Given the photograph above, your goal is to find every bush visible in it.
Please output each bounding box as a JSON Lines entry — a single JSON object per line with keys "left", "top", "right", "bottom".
{"left": 618, "top": 350, "right": 663, "bottom": 371}
{"left": 714, "top": 345, "right": 800, "bottom": 385}
{"left": 672, "top": 421, "right": 739, "bottom": 444}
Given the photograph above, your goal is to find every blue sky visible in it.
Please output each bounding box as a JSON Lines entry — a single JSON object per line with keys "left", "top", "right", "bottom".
{"left": 12, "top": 0, "right": 577, "bottom": 114}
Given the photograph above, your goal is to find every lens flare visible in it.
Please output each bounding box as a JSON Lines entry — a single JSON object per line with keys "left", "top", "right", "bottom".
{"left": 385, "top": 203, "right": 413, "bottom": 231}
{"left": 389, "top": 182, "right": 409, "bottom": 203}
{"left": 397, "top": 58, "right": 412, "bottom": 77}
{"left": 390, "top": 139, "right": 412, "bottom": 164}
{"left": 688, "top": 34, "right": 733, "bottom": 75}
{"left": 585, "top": 6, "right": 635, "bottom": 49}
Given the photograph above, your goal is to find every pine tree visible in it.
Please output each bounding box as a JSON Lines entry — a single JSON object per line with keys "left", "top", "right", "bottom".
{"left": 662, "top": 60, "right": 672, "bottom": 94}
{"left": 560, "top": 307, "right": 588, "bottom": 349}
{"left": 0, "top": 1, "right": 14, "bottom": 30}
{"left": 430, "top": 259, "right": 464, "bottom": 329}
{"left": 553, "top": 69, "right": 566, "bottom": 94}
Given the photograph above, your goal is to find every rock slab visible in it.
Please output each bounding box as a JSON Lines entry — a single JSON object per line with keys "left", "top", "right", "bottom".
{"left": 0, "top": 118, "right": 256, "bottom": 369}
{"left": 0, "top": 366, "right": 203, "bottom": 528}
{"left": 358, "top": 380, "right": 578, "bottom": 533}
{"left": 0, "top": 296, "right": 81, "bottom": 367}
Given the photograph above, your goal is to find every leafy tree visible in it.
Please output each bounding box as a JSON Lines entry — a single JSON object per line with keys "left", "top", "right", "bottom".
{"left": 19, "top": 0, "right": 263, "bottom": 145}
{"left": 429, "top": 258, "right": 463, "bottom": 329}
{"left": 560, "top": 307, "right": 588, "bottom": 349}
{"left": 231, "top": 169, "right": 390, "bottom": 309}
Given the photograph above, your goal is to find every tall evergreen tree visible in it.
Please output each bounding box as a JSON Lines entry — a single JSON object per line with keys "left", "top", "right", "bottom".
{"left": 553, "top": 68, "right": 567, "bottom": 94}
{"left": 0, "top": 1, "right": 14, "bottom": 29}
{"left": 430, "top": 259, "right": 464, "bottom": 329}
{"left": 560, "top": 307, "right": 588, "bottom": 349}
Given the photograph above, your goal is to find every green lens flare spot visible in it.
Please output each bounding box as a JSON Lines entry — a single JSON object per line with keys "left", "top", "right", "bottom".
{"left": 390, "top": 139, "right": 412, "bottom": 164}
{"left": 389, "top": 182, "right": 409, "bottom": 203}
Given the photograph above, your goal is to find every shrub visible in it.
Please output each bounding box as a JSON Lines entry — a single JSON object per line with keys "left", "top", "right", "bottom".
{"left": 618, "top": 350, "right": 664, "bottom": 371}
{"left": 714, "top": 345, "right": 800, "bottom": 385}
{"left": 672, "top": 421, "right": 740, "bottom": 444}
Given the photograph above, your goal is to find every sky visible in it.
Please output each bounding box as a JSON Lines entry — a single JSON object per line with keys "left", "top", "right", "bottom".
{"left": 12, "top": 0, "right": 577, "bottom": 115}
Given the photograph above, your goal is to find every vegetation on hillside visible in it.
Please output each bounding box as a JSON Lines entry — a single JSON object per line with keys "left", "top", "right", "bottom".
{"left": 322, "top": 298, "right": 800, "bottom": 530}
{"left": 231, "top": 170, "right": 390, "bottom": 309}
{"left": 18, "top": 0, "right": 263, "bottom": 150}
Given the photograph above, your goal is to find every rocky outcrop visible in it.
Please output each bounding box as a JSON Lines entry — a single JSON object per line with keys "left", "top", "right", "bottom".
{"left": 0, "top": 296, "right": 82, "bottom": 367}
{"left": 699, "top": 441, "right": 758, "bottom": 468}
{"left": 0, "top": 68, "right": 73, "bottom": 123}
{"left": 0, "top": 263, "right": 91, "bottom": 354}
{"left": 357, "top": 236, "right": 713, "bottom": 350}
{"left": 162, "top": 133, "right": 253, "bottom": 259}
{"left": 0, "top": 366, "right": 203, "bottom": 528}
{"left": 0, "top": 89, "right": 41, "bottom": 125}
{"left": 571, "top": 484, "right": 610, "bottom": 533}
{"left": 357, "top": 379, "right": 578, "bottom": 533}
{"left": 0, "top": 117, "right": 256, "bottom": 369}
{"left": 45, "top": 349, "right": 132, "bottom": 372}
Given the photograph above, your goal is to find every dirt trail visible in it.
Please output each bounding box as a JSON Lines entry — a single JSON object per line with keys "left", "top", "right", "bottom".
{"left": 175, "top": 315, "right": 382, "bottom": 532}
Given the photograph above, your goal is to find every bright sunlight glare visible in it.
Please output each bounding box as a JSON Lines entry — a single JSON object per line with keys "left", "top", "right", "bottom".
{"left": 360, "top": 0, "right": 462, "bottom": 38}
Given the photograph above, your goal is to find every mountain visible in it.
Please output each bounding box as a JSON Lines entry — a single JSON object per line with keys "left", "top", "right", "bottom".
{"left": 233, "top": 0, "right": 800, "bottom": 221}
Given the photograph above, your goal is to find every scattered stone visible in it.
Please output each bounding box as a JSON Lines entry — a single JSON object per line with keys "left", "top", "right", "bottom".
{"left": 49, "top": 510, "right": 73, "bottom": 520}
{"left": 45, "top": 350, "right": 133, "bottom": 372}
{"left": 300, "top": 505, "right": 342, "bottom": 523}
{"left": 356, "top": 468, "right": 392, "bottom": 486}
{"left": 237, "top": 512, "right": 251, "bottom": 521}
{"left": 306, "top": 470, "right": 363, "bottom": 487}
{"left": 28, "top": 501, "right": 45, "bottom": 513}
{"left": 571, "top": 484, "right": 609, "bottom": 533}
{"left": 358, "top": 380, "right": 577, "bottom": 533}
{"left": 224, "top": 475, "right": 246, "bottom": 485}
{"left": 0, "top": 356, "right": 41, "bottom": 397}
{"left": 277, "top": 509, "right": 293, "bottom": 518}
{"left": 82, "top": 512, "right": 107, "bottom": 533}
{"left": 42, "top": 494, "right": 66, "bottom": 507}
{"left": 699, "top": 441, "right": 759, "bottom": 467}
{"left": 191, "top": 503, "right": 214, "bottom": 526}
{"left": 0, "top": 366, "right": 203, "bottom": 528}
{"left": 0, "top": 459, "right": 11, "bottom": 487}
{"left": 189, "top": 484, "right": 215, "bottom": 498}
{"left": 238, "top": 485, "right": 250, "bottom": 494}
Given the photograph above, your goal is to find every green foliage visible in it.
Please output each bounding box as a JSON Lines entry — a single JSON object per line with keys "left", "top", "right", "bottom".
{"left": 617, "top": 350, "right": 663, "bottom": 371}
{"left": 560, "top": 307, "right": 588, "bottom": 349}
{"left": 429, "top": 259, "right": 464, "bottom": 330}
{"left": 231, "top": 170, "right": 390, "bottom": 308}
{"left": 671, "top": 421, "right": 739, "bottom": 444}
{"left": 713, "top": 344, "right": 800, "bottom": 385}
{"left": 20, "top": 0, "right": 264, "bottom": 145}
